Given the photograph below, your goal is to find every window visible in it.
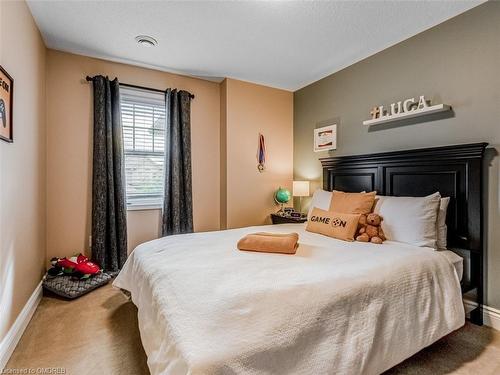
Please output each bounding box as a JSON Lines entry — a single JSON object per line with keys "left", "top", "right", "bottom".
{"left": 120, "top": 86, "right": 166, "bottom": 208}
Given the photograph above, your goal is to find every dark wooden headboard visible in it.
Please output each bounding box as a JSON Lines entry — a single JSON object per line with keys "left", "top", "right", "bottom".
{"left": 320, "top": 142, "right": 488, "bottom": 325}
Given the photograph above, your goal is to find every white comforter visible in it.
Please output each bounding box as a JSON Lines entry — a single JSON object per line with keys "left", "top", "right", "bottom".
{"left": 113, "top": 223, "right": 464, "bottom": 375}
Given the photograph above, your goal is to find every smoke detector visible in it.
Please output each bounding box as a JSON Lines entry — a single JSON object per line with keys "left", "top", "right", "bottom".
{"left": 135, "top": 35, "right": 158, "bottom": 47}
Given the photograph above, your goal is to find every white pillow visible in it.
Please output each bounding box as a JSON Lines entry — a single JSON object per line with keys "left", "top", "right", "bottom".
{"left": 373, "top": 192, "right": 441, "bottom": 249}
{"left": 436, "top": 197, "right": 450, "bottom": 249}
{"left": 307, "top": 189, "right": 332, "bottom": 220}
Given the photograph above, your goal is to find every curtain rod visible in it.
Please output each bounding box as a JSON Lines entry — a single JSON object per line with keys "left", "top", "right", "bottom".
{"left": 85, "top": 76, "right": 195, "bottom": 99}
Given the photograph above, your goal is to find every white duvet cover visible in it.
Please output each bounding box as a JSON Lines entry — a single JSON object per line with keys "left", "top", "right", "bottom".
{"left": 113, "top": 223, "right": 464, "bottom": 375}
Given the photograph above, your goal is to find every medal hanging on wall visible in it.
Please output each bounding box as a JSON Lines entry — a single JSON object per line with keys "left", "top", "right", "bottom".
{"left": 257, "top": 133, "right": 266, "bottom": 173}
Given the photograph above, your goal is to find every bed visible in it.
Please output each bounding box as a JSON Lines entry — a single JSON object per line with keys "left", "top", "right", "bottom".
{"left": 114, "top": 142, "right": 487, "bottom": 375}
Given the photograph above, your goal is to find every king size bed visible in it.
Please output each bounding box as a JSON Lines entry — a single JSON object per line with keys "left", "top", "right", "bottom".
{"left": 113, "top": 143, "right": 487, "bottom": 375}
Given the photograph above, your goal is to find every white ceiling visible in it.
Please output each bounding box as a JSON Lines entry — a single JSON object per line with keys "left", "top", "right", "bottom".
{"left": 27, "top": 0, "right": 484, "bottom": 91}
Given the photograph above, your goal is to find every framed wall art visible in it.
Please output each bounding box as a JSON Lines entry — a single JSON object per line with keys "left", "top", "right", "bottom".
{"left": 0, "top": 65, "right": 14, "bottom": 143}
{"left": 313, "top": 124, "right": 336, "bottom": 152}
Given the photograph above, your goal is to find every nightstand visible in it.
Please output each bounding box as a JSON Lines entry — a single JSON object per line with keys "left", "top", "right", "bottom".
{"left": 271, "top": 213, "right": 308, "bottom": 224}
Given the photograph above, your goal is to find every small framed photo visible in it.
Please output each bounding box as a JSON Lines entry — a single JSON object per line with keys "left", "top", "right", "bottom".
{"left": 0, "top": 65, "right": 14, "bottom": 143}
{"left": 313, "top": 124, "right": 336, "bottom": 152}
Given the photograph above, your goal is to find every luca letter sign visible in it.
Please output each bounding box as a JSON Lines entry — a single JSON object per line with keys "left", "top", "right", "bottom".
{"left": 363, "top": 95, "right": 450, "bottom": 126}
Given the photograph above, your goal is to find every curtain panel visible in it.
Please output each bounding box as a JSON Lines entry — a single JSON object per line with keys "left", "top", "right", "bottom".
{"left": 162, "top": 89, "right": 194, "bottom": 236}
{"left": 90, "top": 76, "right": 128, "bottom": 272}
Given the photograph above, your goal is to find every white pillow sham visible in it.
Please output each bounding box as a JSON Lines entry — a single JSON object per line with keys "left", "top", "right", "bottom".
{"left": 307, "top": 189, "right": 332, "bottom": 220}
{"left": 373, "top": 192, "right": 441, "bottom": 249}
{"left": 437, "top": 197, "right": 450, "bottom": 249}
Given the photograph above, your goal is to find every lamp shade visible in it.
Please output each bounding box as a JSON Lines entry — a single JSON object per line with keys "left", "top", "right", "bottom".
{"left": 293, "top": 181, "right": 310, "bottom": 197}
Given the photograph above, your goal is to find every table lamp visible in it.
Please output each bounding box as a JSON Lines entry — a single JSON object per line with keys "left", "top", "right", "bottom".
{"left": 293, "top": 181, "right": 310, "bottom": 214}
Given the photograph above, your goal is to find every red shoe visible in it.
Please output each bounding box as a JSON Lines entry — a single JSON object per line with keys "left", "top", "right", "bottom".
{"left": 76, "top": 254, "right": 89, "bottom": 264}
{"left": 75, "top": 260, "right": 100, "bottom": 275}
{"left": 55, "top": 253, "right": 101, "bottom": 278}
{"left": 57, "top": 257, "right": 78, "bottom": 272}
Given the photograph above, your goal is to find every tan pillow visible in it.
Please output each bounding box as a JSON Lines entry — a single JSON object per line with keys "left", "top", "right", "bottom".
{"left": 329, "top": 190, "right": 377, "bottom": 214}
{"left": 306, "top": 208, "right": 361, "bottom": 241}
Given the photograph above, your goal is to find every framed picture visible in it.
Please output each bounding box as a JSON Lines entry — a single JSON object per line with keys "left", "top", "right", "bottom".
{"left": 0, "top": 65, "right": 14, "bottom": 143}
{"left": 313, "top": 124, "right": 336, "bottom": 152}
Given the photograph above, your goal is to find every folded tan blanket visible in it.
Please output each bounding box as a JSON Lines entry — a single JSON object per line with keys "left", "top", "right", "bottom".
{"left": 237, "top": 232, "right": 299, "bottom": 254}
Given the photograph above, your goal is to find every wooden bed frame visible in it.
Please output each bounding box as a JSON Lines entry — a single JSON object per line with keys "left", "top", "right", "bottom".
{"left": 320, "top": 142, "right": 488, "bottom": 325}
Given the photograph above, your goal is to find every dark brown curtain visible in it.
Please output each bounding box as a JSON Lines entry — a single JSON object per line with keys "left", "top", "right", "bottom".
{"left": 90, "top": 76, "right": 127, "bottom": 272}
{"left": 162, "top": 89, "right": 193, "bottom": 236}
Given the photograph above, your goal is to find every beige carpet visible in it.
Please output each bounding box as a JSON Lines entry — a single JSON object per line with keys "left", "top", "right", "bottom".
{"left": 6, "top": 284, "right": 500, "bottom": 375}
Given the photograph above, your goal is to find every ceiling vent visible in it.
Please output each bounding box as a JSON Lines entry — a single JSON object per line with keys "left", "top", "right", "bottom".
{"left": 135, "top": 35, "right": 158, "bottom": 47}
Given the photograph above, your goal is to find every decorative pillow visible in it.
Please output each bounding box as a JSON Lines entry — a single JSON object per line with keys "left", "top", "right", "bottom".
{"left": 307, "top": 189, "right": 333, "bottom": 220}
{"left": 373, "top": 192, "right": 441, "bottom": 249}
{"left": 43, "top": 272, "right": 112, "bottom": 299}
{"left": 329, "top": 191, "right": 377, "bottom": 214}
{"left": 306, "top": 208, "right": 360, "bottom": 241}
{"left": 437, "top": 197, "right": 450, "bottom": 249}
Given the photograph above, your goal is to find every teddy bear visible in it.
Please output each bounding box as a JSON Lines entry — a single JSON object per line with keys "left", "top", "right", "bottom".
{"left": 356, "top": 213, "right": 386, "bottom": 244}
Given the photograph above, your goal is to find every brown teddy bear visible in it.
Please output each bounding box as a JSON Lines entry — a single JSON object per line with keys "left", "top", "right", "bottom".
{"left": 356, "top": 213, "right": 386, "bottom": 244}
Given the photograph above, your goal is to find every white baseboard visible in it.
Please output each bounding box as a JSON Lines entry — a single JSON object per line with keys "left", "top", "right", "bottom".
{"left": 464, "top": 299, "right": 500, "bottom": 331}
{"left": 0, "top": 281, "right": 43, "bottom": 370}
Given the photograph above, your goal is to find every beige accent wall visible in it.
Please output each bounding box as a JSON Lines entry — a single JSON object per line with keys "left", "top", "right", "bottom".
{"left": 221, "top": 79, "right": 293, "bottom": 228}
{"left": 0, "top": 0, "right": 47, "bottom": 342}
{"left": 293, "top": 2, "right": 500, "bottom": 308}
{"left": 46, "top": 50, "right": 221, "bottom": 256}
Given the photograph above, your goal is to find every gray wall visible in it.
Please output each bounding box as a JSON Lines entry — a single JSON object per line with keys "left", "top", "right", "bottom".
{"left": 294, "top": 2, "right": 500, "bottom": 308}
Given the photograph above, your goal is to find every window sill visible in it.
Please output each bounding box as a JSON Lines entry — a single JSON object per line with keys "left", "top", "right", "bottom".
{"left": 127, "top": 204, "right": 162, "bottom": 211}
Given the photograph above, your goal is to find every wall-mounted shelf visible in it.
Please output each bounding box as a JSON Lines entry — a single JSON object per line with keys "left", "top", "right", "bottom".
{"left": 363, "top": 104, "right": 451, "bottom": 126}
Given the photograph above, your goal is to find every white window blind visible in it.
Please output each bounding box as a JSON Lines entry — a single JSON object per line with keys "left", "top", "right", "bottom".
{"left": 120, "top": 86, "right": 166, "bottom": 207}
